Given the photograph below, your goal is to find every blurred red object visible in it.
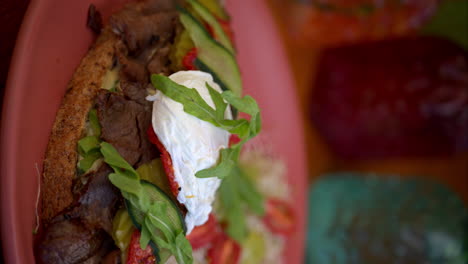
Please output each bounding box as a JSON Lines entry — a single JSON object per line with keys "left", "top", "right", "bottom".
{"left": 310, "top": 36, "right": 468, "bottom": 159}
{"left": 187, "top": 214, "right": 220, "bottom": 250}
{"left": 288, "top": 0, "right": 438, "bottom": 46}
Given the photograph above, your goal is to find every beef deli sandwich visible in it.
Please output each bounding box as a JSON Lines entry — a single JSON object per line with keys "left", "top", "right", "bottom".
{"left": 33, "top": 0, "right": 289, "bottom": 263}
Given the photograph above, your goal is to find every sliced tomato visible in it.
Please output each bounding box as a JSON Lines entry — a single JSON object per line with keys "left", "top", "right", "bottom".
{"left": 207, "top": 233, "right": 241, "bottom": 264}
{"left": 263, "top": 198, "right": 295, "bottom": 236}
{"left": 182, "top": 48, "right": 198, "bottom": 70}
{"left": 228, "top": 134, "right": 241, "bottom": 146}
{"left": 126, "top": 230, "right": 156, "bottom": 264}
{"left": 204, "top": 22, "right": 216, "bottom": 39}
{"left": 187, "top": 214, "right": 220, "bottom": 250}
{"left": 147, "top": 126, "right": 180, "bottom": 197}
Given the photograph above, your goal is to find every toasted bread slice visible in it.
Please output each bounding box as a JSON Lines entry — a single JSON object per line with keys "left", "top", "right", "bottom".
{"left": 41, "top": 28, "right": 117, "bottom": 221}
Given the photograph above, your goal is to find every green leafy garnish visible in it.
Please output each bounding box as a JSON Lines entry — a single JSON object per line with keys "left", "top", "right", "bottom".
{"left": 78, "top": 109, "right": 103, "bottom": 174}
{"left": 151, "top": 73, "right": 265, "bottom": 242}
{"left": 217, "top": 167, "right": 264, "bottom": 242}
{"left": 99, "top": 142, "right": 193, "bottom": 264}
{"left": 77, "top": 152, "right": 102, "bottom": 172}
{"left": 88, "top": 109, "right": 101, "bottom": 137}
{"left": 152, "top": 75, "right": 249, "bottom": 134}
{"left": 77, "top": 134, "right": 103, "bottom": 174}
{"left": 78, "top": 136, "right": 101, "bottom": 155}
{"left": 151, "top": 74, "right": 261, "bottom": 180}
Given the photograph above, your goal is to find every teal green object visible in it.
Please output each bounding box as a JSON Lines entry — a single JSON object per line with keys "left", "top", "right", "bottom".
{"left": 306, "top": 173, "right": 468, "bottom": 264}
{"left": 421, "top": 0, "right": 468, "bottom": 50}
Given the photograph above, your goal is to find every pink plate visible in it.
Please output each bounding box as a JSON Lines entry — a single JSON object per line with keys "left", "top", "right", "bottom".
{"left": 0, "top": 0, "right": 307, "bottom": 263}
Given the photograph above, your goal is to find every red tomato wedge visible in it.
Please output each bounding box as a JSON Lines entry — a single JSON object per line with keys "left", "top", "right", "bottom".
{"left": 207, "top": 233, "right": 241, "bottom": 264}
{"left": 187, "top": 214, "right": 220, "bottom": 250}
{"left": 126, "top": 230, "right": 156, "bottom": 264}
{"left": 228, "top": 134, "right": 241, "bottom": 146}
{"left": 182, "top": 47, "right": 198, "bottom": 70}
{"left": 147, "top": 126, "right": 180, "bottom": 197}
{"left": 263, "top": 198, "right": 295, "bottom": 236}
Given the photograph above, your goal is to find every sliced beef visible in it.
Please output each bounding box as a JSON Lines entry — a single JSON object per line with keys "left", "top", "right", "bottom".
{"left": 37, "top": 164, "right": 120, "bottom": 263}
{"left": 147, "top": 44, "right": 172, "bottom": 75}
{"left": 120, "top": 58, "right": 148, "bottom": 83}
{"left": 110, "top": 0, "right": 180, "bottom": 81}
{"left": 67, "top": 165, "right": 119, "bottom": 233}
{"left": 101, "top": 250, "right": 122, "bottom": 264}
{"left": 110, "top": 10, "right": 178, "bottom": 55}
{"left": 36, "top": 220, "right": 106, "bottom": 264}
{"left": 128, "top": 0, "right": 178, "bottom": 14}
{"left": 96, "top": 92, "right": 158, "bottom": 167}
{"left": 37, "top": 1, "right": 179, "bottom": 262}
{"left": 121, "top": 80, "right": 153, "bottom": 108}
{"left": 115, "top": 41, "right": 149, "bottom": 83}
{"left": 82, "top": 238, "right": 117, "bottom": 264}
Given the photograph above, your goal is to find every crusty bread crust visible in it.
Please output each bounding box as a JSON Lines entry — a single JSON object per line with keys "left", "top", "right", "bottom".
{"left": 41, "top": 28, "right": 117, "bottom": 221}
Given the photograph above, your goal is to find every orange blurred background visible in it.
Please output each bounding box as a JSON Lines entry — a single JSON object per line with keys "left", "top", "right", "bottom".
{"left": 266, "top": 0, "right": 468, "bottom": 203}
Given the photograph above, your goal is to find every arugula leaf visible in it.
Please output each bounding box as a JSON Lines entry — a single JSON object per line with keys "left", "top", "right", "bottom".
{"left": 140, "top": 223, "right": 152, "bottom": 250}
{"left": 218, "top": 173, "right": 247, "bottom": 242}
{"left": 175, "top": 231, "right": 193, "bottom": 261}
{"left": 77, "top": 152, "right": 102, "bottom": 173}
{"left": 216, "top": 166, "right": 265, "bottom": 242}
{"left": 207, "top": 83, "right": 228, "bottom": 120}
{"left": 100, "top": 142, "right": 139, "bottom": 179}
{"left": 77, "top": 109, "right": 103, "bottom": 174}
{"left": 78, "top": 136, "right": 101, "bottom": 155}
{"left": 236, "top": 168, "right": 264, "bottom": 215}
{"left": 150, "top": 73, "right": 265, "bottom": 244}
{"left": 88, "top": 109, "right": 101, "bottom": 137}
{"left": 152, "top": 74, "right": 223, "bottom": 126}
{"left": 220, "top": 119, "right": 250, "bottom": 138}
{"left": 221, "top": 91, "right": 259, "bottom": 116}
{"left": 99, "top": 142, "right": 193, "bottom": 264}
{"left": 151, "top": 74, "right": 262, "bottom": 180}
{"left": 152, "top": 74, "right": 253, "bottom": 134}
{"left": 195, "top": 147, "right": 239, "bottom": 179}
{"left": 250, "top": 113, "right": 262, "bottom": 137}
{"left": 108, "top": 173, "right": 143, "bottom": 197}
{"left": 145, "top": 204, "right": 193, "bottom": 264}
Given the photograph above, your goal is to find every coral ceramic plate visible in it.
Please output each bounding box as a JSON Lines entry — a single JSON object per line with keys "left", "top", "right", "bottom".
{"left": 0, "top": 0, "right": 307, "bottom": 263}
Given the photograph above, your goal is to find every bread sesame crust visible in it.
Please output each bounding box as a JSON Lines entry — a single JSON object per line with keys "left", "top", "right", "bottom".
{"left": 41, "top": 28, "right": 117, "bottom": 221}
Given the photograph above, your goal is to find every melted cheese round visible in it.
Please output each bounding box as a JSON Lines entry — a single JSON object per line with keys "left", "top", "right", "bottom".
{"left": 148, "top": 71, "right": 231, "bottom": 234}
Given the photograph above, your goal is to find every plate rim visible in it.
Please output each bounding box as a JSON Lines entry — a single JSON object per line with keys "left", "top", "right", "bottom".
{"left": 1, "top": 0, "right": 308, "bottom": 263}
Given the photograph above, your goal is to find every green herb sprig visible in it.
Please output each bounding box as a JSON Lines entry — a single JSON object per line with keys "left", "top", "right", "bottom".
{"left": 100, "top": 142, "right": 193, "bottom": 264}
{"left": 151, "top": 74, "right": 264, "bottom": 242}
{"left": 151, "top": 74, "right": 261, "bottom": 179}
{"left": 77, "top": 109, "right": 103, "bottom": 172}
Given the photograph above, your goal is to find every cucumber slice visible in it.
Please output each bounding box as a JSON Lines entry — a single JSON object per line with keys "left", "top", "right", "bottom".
{"left": 241, "top": 231, "right": 266, "bottom": 264}
{"left": 186, "top": 0, "right": 235, "bottom": 54}
{"left": 198, "top": 0, "right": 230, "bottom": 21}
{"left": 137, "top": 159, "right": 174, "bottom": 200}
{"left": 179, "top": 7, "right": 242, "bottom": 96}
{"left": 126, "top": 180, "right": 186, "bottom": 263}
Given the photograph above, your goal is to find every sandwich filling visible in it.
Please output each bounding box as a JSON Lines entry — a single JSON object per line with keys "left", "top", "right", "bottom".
{"left": 36, "top": 1, "right": 292, "bottom": 264}
{"left": 149, "top": 71, "right": 232, "bottom": 234}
